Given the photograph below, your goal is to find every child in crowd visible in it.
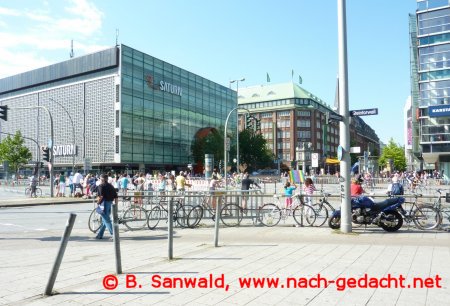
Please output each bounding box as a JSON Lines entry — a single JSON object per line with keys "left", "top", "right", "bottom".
{"left": 284, "top": 181, "right": 297, "bottom": 208}
{"left": 303, "top": 177, "right": 316, "bottom": 206}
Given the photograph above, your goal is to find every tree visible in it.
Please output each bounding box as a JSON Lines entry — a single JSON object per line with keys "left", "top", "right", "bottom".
{"left": 191, "top": 128, "right": 224, "bottom": 169}
{"left": 0, "top": 131, "right": 32, "bottom": 176}
{"left": 378, "top": 138, "right": 406, "bottom": 171}
{"left": 238, "top": 129, "right": 274, "bottom": 172}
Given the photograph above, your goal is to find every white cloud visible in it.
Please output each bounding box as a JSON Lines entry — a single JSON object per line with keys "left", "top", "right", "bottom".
{"left": 0, "top": 7, "right": 21, "bottom": 16}
{"left": 0, "top": 0, "right": 107, "bottom": 79}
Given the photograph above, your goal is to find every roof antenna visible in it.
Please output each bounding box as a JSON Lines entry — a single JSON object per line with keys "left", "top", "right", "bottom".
{"left": 70, "top": 40, "right": 74, "bottom": 58}
{"left": 116, "top": 29, "right": 119, "bottom": 46}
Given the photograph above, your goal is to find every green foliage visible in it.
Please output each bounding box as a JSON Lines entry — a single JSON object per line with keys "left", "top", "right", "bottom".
{"left": 0, "top": 131, "right": 32, "bottom": 174}
{"left": 378, "top": 138, "right": 406, "bottom": 171}
{"left": 191, "top": 128, "right": 224, "bottom": 168}
{"left": 238, "top": 129, "right": 274, "bottom": 171}
{"left": 191, "top": 127, "right": 273, "bottom": 172}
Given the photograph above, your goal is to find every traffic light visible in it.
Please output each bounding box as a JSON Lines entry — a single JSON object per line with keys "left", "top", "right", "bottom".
{"left": 0, "top": 105, "right": 7, "bottom": 121}
{"left": 255, "top": 118, "right": 261, "bottom": 132}
{"left": 246, "top": 115, "right": 253, "bottom": 129}
{"left": 42, "top": 147, "right": 50, "bottom": 162}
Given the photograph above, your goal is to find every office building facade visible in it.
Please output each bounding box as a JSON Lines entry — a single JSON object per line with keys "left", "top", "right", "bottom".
{"left": 0, "top": 45, "right": 236, "bottom": 172}
{"left": 237, "top": 83, "right": 379, "bottom": 174}
{"left": 416, "top": 0, "right": 450, "bottom": 174}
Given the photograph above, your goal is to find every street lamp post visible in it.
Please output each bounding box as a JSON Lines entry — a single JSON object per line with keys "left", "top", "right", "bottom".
{"left": 8, "top": 105, "right": 55, "bottom": 197}
{"left": 214, "top": 105, "right": 249, "bottom": 247}
{"left": 49, "top": 98, "right": 75, "bottom": 174}
{"left": 230, "top": 78, "right": 245, "bottom": 174}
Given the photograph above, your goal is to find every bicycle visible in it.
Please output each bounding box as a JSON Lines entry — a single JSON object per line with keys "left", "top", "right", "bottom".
{"left": 88, "top": 196, "right": 147, "bottom": 232}
{"left": 259, "top": 194, "right": 316, "bottom": 227}
{"left": 431, "top": 189, "right": 450, "bottom": 230}
{"left": 146, "top": 195, "right": 196, "bottom": 230}
{"left": 25, "top": 186, "right": 42, "bottom": 197}
{"left": 187, "top": 191, "right": 242, "bottom": 227}
{"left": 397, "top": 193, "right": 441, "bottom": 230}
{"left": 310, "top": 190, "right": 336, "bottom": 227}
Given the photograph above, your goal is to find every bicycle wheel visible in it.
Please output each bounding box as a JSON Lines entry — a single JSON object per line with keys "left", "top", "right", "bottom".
{"left": 293, "top": 204, "right": 316, "bottom": 226}
{"left": 123, "top": 205, "right": 147, "bottom": 231}
{"left": 312, "top": 203, "right": 329, "bottom": 227}
{"left": 412, "top": 205, "right": 441, "bottom": 230}
{"left": 259, "top": 203, "right": 281, "bottom": 227}
{"left": 88, "top": 208, "right": 103, "bottom": 233}
{"left": 175, "top": 204, "right": 195, "bottom": 228}
{"left": 147, "top": 206, "right": 162, "bottom": 230}
{"left": 220, "top": 203, "right": 243, "bottom": 227}
{"left": 187, "top": 205, "right": 203, "bottom": 228}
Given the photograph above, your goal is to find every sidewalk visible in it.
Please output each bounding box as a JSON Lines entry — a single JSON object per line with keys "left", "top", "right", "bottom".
{"left": 0, "top": 197, "right": 91, "bottom": 208}
{"left": 1, "top": 223, "right": 449, "bottom": 305}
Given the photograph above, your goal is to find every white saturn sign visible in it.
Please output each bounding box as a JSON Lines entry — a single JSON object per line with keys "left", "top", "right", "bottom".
{"left": 53, "top": 144, "right": 76, "bottom": 157}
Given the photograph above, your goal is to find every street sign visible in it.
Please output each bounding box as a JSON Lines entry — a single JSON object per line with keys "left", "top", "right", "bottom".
{"left": 350, "top": 146, "right": 361, "bottom": 153}
{"left": 328, "top": 112, "right": 344, "bottom": 122}
{"left": 226, "top": 137, "right": 231, "bottom": 151}
{"left": 350, "top": 108, "right": 378, "bottom": 117}
{"left": 311, "top": 153, "right": 319, "bottom": 168}
{"left": 47, "top": 139, "right": 53, "bottom": 149}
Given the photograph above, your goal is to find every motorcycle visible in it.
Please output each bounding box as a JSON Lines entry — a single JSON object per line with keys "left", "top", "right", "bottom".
{"left": 328, "top": 196, "right": 405, "bottom": 232}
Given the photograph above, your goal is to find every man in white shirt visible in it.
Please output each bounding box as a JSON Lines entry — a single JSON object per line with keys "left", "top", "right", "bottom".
{"left": 73, "top": 171, "right": 84, "bottom": 194}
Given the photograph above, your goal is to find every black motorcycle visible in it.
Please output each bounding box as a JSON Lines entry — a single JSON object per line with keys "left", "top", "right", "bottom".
{"left": 328, "top": 196, "right": 405, "bottom": 232}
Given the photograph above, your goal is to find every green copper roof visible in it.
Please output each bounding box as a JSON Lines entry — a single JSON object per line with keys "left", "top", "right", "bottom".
{"left": 238, "top": 82, "right": 328, "bottom": 106}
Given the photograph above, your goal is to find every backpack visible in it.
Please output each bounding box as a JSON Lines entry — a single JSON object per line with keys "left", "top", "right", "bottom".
{"left": 391, "top": 183, "right": 404, "bottom": 195}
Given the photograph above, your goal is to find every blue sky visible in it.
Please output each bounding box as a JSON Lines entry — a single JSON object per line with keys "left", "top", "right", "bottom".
{"left": 0, "top": 0, "right": 417, "bottom": 146}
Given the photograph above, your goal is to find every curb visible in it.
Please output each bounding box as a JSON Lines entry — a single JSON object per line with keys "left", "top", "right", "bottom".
{"left": 0, "top": 199, "right": 92, "bottom": 208}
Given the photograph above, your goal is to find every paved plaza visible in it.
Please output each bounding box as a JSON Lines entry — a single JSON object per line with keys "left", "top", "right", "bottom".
{"left": 0, "top": 199, "right": 449, "bottom": 306}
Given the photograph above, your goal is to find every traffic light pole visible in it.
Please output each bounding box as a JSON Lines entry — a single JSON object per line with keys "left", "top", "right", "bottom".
{"left": 8, "top": 106, "right": 55, "bottom": 197}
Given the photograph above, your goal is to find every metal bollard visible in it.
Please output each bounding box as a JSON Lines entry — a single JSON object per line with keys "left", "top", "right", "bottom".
{"left": 112, "top": 202, "right": 122, "bottom": 274}
{"left": 44, "top": 213, "right": 76, "bottom": 296}
{"left": 213, "top": 193, "right": 221, "bottom": 247}
{"left": 168, "top": 196, "right": 174, "bottom": 260}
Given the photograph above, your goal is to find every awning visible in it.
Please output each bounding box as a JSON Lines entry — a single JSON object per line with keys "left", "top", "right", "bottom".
{"left": 325, "top": 158, "right": 340, "bottom": 164}
{"left": 422, "top": 153, "right": 439, "bottom": 164}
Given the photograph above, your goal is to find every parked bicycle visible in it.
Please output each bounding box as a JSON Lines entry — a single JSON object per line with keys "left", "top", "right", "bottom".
{"left": 310, "top": 190, "right": 336, "bottom": 227}
{"left": 146, "top": 195, "right": 195, "bottom": 230}
{"left": 187, "top": 191, "right": 244, "bottom": 227}
{"left": 259, "top": 194, "right": 316, "bottom": 227}
{"left": 88, "top": 196, "right": 147, "bottom": 232}
{"left": 432, "top": 189, "right": 450, "bottom": 230}
{"left": 397, "top": 193, "right": 441, "bottom": 230}
{"left": 25, "top": 186, "right": 42, "bottom": 197}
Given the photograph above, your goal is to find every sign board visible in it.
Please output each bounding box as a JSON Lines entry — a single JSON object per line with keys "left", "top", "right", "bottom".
{"left": 350, "top": 108, "right": 378, "bottom": 117}
{"left": 47, "top": 139, "right": 53, "bottom": 149}
{"left": 429, "top": 105, "right": 450, "bottom": 117}
{"left": 83, "top": 158, "right": 92, "bottom": 171}
{"left": 329, "top": 112, "right": 344, "bottom": 122}
{"left": 226, "top": 137, "right": 231, "bottom": 151}
{"left": 350, "top": 146, "right": 361, "bottom": 154}
{"left": 311, "top": 153, "right": 319, "bottom": 168}
{"left": 53, "top": 144, "right": 77, "bottom": 157}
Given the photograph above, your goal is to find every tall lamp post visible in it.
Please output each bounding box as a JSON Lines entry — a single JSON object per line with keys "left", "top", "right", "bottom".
{"left": 49, "top": 98, "right": 75, "bottom": 174}
{"left": 230, "top": 78, "right": 245, "bottom": 174}
{"left": 8, "top": 105, "right": 54, "bottom": 197}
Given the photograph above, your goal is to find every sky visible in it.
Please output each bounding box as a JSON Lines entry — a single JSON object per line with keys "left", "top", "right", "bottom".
{"left": 0, "top": 0, "right": 418, "bottom": 146}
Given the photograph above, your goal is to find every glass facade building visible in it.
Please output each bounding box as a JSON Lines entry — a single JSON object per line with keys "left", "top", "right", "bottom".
{"left": 0, "top": 45, "right": 236, "bottom": 171}
{"left": 416, "top": 0, "right": 450, "bottom": 172}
